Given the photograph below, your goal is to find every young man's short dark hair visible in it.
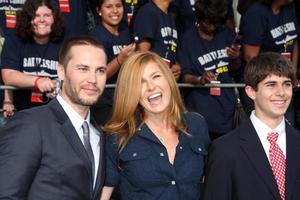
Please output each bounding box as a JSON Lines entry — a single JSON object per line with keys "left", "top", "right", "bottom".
{"left": 244, "top": 52, "right": 296, "bottom": 90}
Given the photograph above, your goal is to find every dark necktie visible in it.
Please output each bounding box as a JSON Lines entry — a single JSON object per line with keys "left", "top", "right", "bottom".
{"left": 82, "top": 121, "right": 95, "bottom": 183}
{"left": 267, "top": 132, "right": 286, "bottom": 200}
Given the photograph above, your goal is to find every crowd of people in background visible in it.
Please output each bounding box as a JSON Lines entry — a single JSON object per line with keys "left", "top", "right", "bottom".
{"left": 0, "top": 0, "right": 299, "bottom": 133}
{"left": 0, "top": 0, "right": 298, "bottom": 128}
{"left": 0, "top": 0, "right": 300, "bottom": 199}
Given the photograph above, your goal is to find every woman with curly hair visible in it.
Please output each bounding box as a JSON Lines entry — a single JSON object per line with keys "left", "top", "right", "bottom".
{"left": 1, "top": 0, "right": 65, "bottom": 113}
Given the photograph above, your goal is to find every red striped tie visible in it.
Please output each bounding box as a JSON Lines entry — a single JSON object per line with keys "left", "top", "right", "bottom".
{"left": 267, "top": 132, "right": 286, "bottom": 200}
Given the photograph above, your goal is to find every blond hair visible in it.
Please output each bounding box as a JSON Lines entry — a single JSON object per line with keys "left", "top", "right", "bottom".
{"left": 104, "top": 51, "right": 187, "bottom": 151}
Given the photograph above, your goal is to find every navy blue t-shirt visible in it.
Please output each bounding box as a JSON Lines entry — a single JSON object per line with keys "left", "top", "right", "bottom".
{"left": 169, "top": 0, "right": 234, "bottom": 35}
{"left": 133, "top": 1, "right": 178, "bottom": 65}
{"left": 169, "top": 0, "right": 196, "bottom": 35}
{"left": 105, "top": 112, "right": 210, "bottom": 200}
{"left": 178, "top": 26, "right": 236, "bottom": 133}
{"left": 240, "top": 3, "right": 298, "bottom": 55}
{"left": 1, "top": 34, "right": 63, "bottom": 110}
{"left": 296, "top": 2, "right": 300, "bottom": 26}
{"left": 56, "top": 0, "right": 88, "bottom": 38}
{"left": 0, "top": 0, "right": 26, "bottom": 36}
{"left": 89, "top": 23, "right": 132, "bottom": 106}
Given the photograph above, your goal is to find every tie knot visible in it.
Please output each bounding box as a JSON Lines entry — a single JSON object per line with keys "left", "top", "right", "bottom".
{"left": 267, "top": 132, "right": 279, "bottom": 143}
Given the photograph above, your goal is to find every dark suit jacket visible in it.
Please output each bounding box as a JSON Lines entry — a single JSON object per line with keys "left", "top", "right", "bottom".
{"left": 203, "top": 119, "right": 300, "bottom": 200}
{"left": 0, "top": 99, "right": 105, "bottom": 200}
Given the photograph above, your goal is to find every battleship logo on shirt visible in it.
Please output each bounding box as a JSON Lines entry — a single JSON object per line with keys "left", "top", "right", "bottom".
{"left": 204, "top": 60, "right": 229, "bottom": 75}
{"left": 23, "top": 57, "right": 58, "bottom": 77}
{"left": 198, "top": 49, "right": 228, "bottom": 66}
{"left": 161, "top": 26, "right": 177, "bottom": 53}
{"left": 161, "top": 26, "right": 177, "bottom": 39}
{"left": 113, "top": 45, "right": 126, "bottom": 55}
{"left": 270, "top": 22, "right": 297, "bottom": 45}
{"left": 0, "top": 0, "right": 25, "bottom": 3}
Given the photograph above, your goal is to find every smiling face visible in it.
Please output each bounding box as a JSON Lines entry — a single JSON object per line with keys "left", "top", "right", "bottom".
{"left": 58, "top": 44, "right": 107, "bottom": 110}
{"left": 31, "top": 5, "right": 54, "bottom": 42}
{"left": 99, "top": 0, "right": 124, "bottom": 28}
{"left": 246, "top": 74, "right": 293, "bottom": 123}
{"left": 139, "top": 62, "right": 172, "bottom": 117}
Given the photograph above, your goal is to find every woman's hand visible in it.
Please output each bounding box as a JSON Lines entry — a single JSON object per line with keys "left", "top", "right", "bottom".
{"left": 118, "top": 43, "right": 136, "bottom": 64}
{"left": 36, "top": 77, "right": 56, "bottom": 93}
{"left": 171, "top": 63, "right": 181, "bottom": 80}
{"left": 3, "top": 101, "right": 15, "bottom": 118}
{"left": 227, "top": 46, "right": 240, "bottom": 59}
{"left": 199, "top": 71, "right": 216, "bottom": 84}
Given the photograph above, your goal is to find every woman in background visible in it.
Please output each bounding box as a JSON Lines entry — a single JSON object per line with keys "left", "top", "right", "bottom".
{"left": 1, "top": 0, "right": 64, "bottom": 112}
{"left": 133, "top": 0, "right": 181, "bottom": 80}
{"left": 239, "top": 0, "right": 298, "bottom": 123}
{"left": 89, "top": 0, "right": 135, "bottom": 125}
{"left": 178, "top": 0, "right": 240, "bottom": 139}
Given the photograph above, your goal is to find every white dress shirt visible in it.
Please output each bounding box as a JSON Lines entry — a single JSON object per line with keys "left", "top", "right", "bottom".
{"left": 250, "top": 111, "right": 286, "bottom": 162}
{"left": 57, "top": 95, "right": 100, "bottom": 188}
{"left": 250, "top": 111, "right": 286, "bottom": 161}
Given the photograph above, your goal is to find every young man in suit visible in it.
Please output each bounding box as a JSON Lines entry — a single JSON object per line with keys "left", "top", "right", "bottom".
{"left": 0, "top": 35, "right": 107, "bottom": 200}
{"left": 203, "top": 52, "right": 300, "bottom": 200}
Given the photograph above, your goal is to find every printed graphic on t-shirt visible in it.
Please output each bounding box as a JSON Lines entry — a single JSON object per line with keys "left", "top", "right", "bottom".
{"left": 125, "top": 0, "right": 138, "bottom": 5}
{"left": 270, "top": 22, "right": 297, "bottom": 47}
{"left": 112, "top": 45, "right": 126, "bottom": 55}
{"left": 198, "top": 49, "right": 227, "bottom": 65}
{"left": 161, "top": 26, "right": 177, "bottom": 53}
{"left": 23, "top": 57, "right": 58, "bottom": 77}
{"left": 0, "top": 0, "right": 26, "bottom": 29}
{"left": 198, "top": 48, "right": 229, "bottom": 75}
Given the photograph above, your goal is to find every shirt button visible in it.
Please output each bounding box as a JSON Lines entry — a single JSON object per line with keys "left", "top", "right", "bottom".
{"left": 133, "top": 153, "right": 137, "bottom": 157}
{"left": 160, "top": 153, "right": 164, "bottom": 157}
{"left": 179, "top": 146, "right": 183, "bottom": 150}
{"left": 171, "top": 180, "right": 176, "bottom": 185}
{"left": 198, "top": 147, "right": 202, "bottom": 152}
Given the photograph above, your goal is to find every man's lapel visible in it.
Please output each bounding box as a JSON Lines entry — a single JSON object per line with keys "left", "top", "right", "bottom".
{"left": 285, "top": 124, "right": 300, "bottom": 200}
{"left": 239, "top": 120, "right": 281, "bottom": 200}
{"left": 49, "top": 99, "right": 94, "bottom": 187}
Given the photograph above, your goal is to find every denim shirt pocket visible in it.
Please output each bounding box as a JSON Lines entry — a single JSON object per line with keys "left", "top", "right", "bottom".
{"left": 183, "top": 140, "right": 208, "bottom": 180}
{"left": 119, "top": 147, "right": 155, "bottom": 185}
{"left": 190, "top": 140, "right": 208, "bottom": 156}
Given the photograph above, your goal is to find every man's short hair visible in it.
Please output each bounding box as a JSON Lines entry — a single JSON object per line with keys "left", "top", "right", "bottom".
{"left": 244, "top": 52, "right": 296, "bottom": 90}
{"left": 59, "top": 35, "right": 106, "bottom": 67}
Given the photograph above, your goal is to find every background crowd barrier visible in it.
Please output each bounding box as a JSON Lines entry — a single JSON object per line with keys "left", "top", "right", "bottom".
{"left": 0, "top": 83, "right": 246, "bottom": 113}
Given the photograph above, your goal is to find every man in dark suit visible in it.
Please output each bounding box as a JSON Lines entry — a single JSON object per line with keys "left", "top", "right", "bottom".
{"left": 203, "top": 52, "right": 300, "bottom": 200}
{"left": 0, "top": 35, "right": 107, "bottom": 200}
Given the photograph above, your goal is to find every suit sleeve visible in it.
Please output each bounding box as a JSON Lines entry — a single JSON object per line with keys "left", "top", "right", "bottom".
{"left": 203, "top": 140, "right": 233, "bottom": 200}
{"left": 0, "top": 111, "right": 42, "bottom": 199}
